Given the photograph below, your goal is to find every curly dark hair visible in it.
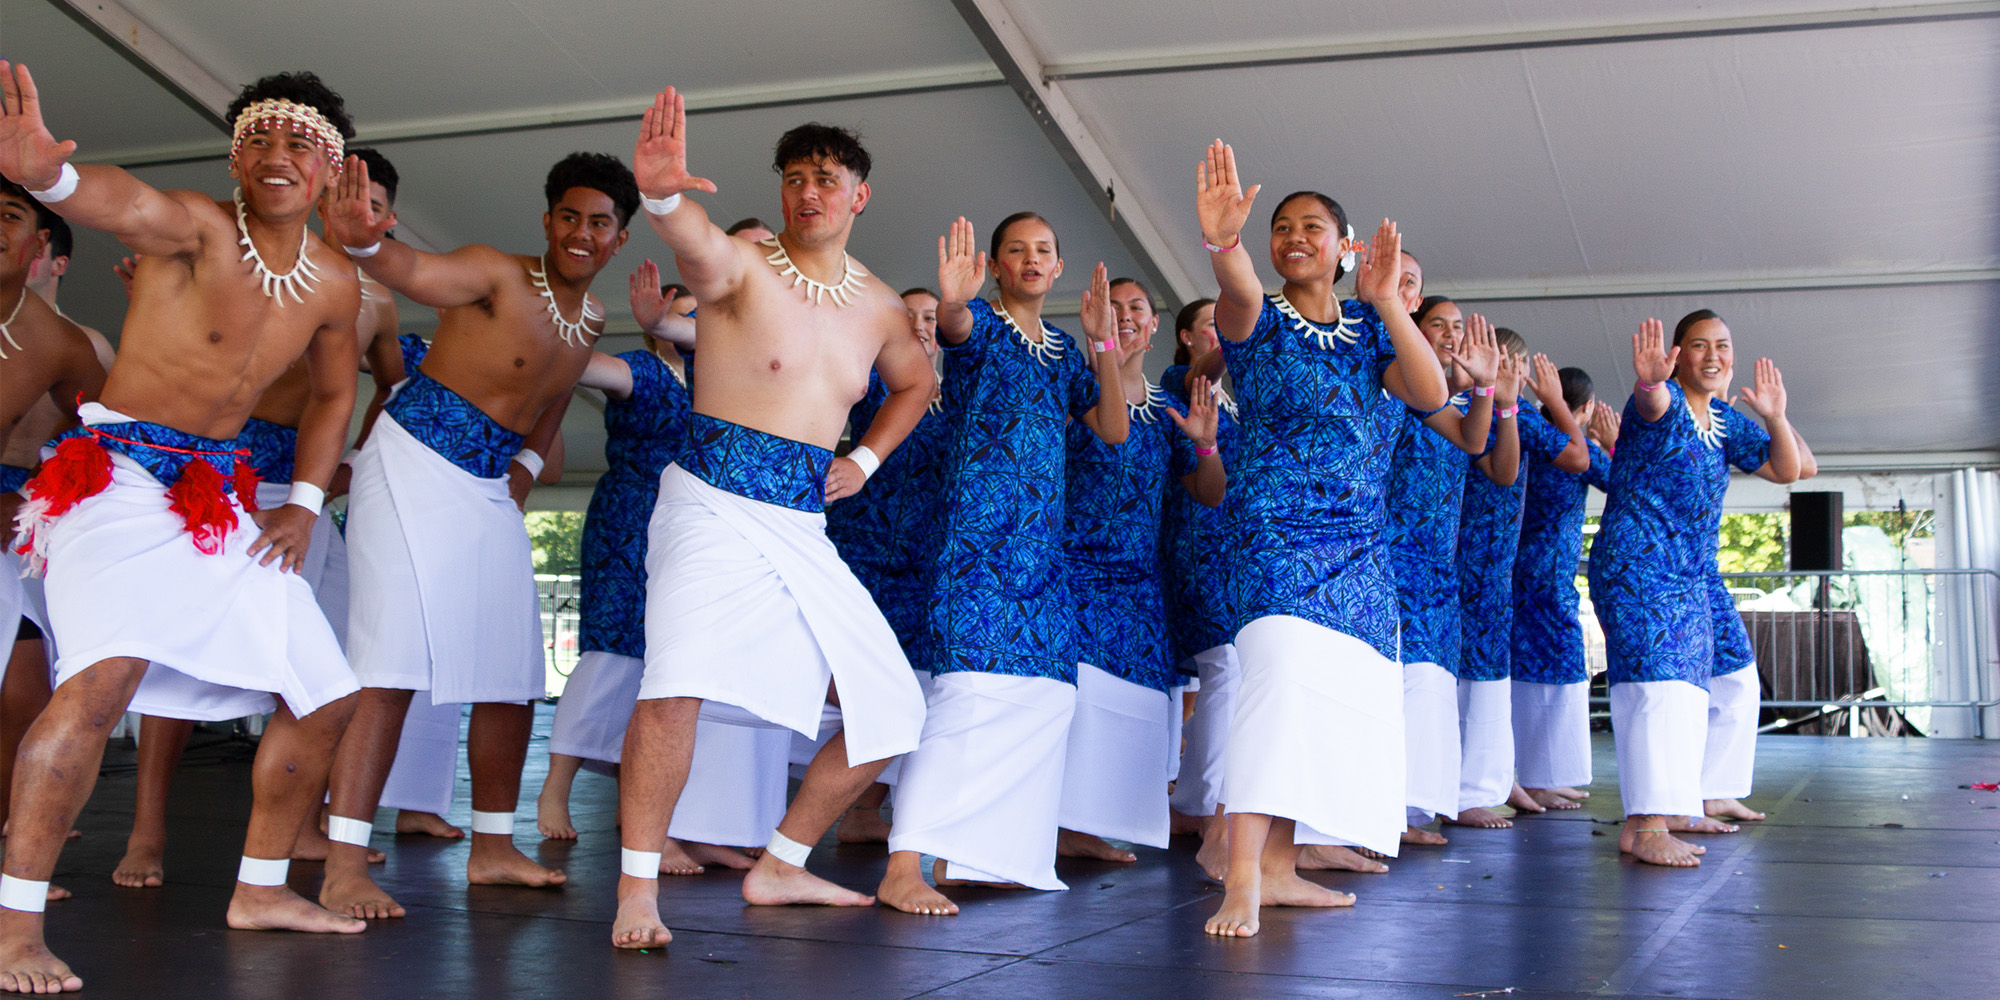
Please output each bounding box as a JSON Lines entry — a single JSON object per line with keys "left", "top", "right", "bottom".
{"left": 225, "top": 72, "right": 355, "bottom": 139}
{"left": 349, "top": 148, "right": 399, "bottom": 205}
{"left": 545, "top": 152, "right": 641, "bottom": 230}
{"left": 772, "top": 123, "right": 871, "bottom": 181}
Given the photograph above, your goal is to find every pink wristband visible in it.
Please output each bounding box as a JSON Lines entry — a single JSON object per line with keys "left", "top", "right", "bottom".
{"left": 1471, "top": 385, "right": 1495, "bottom": 397}
{"left": 1196, "top": 444, "right": 1217, "bottom": 457}
{"left": 1638, "top": 380, "right": 1663, "bottom": 392}
{"left": 1498, "top": 405, "right": 1519, "bottom": 419}
{"left": 1092, "top": 339, "right": 1114, "bottom": 353}
{"left": 1201, "top": 236, "right": 1239, "bottom": 253}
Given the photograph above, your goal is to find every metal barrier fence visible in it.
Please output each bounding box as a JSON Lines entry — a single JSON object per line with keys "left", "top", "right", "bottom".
{"left": 537, "top": 573, "right": 583, "bottom": 698}
{"left": 1585, "top": 568, "right": 2000, "bottom": 738}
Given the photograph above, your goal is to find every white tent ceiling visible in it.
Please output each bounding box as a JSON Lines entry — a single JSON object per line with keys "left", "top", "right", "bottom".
{"left": 3, "top": 0, "right": 1996, "bottom": 481}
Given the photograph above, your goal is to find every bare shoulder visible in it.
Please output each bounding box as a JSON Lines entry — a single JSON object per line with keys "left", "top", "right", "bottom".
{"left": 855, "top": 269, "right": 908, "bottom": 337}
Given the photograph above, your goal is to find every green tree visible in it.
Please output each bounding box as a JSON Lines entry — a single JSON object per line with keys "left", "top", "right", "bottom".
{"left": 1716, "top": 512, "right": 1786, "bottom": 574}
{"left": 525, "top": 511, "right": 586, "bottom": 574}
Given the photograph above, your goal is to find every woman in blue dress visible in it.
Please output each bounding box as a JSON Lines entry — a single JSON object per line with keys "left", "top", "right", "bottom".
{"left": 1384, "top": 295, "right": 1508, "bottom": 844}
{"left": 1589, "top": 312, "right": 1804, "bottom": 867}
{"left": 1057, "top": 277, "right": 1223, "bottom": 863}
{"left": 1453, "top": 340, "right": 1591, "bottom": 828}
{"left": 1193, "top": 141, "right": 1450, "bottom": 938}
{"left": 1510, "top": 367, "right": 1615, "bottom": 810}
{"left": 880, "top": 214, "right": 1129, "bottom": 913}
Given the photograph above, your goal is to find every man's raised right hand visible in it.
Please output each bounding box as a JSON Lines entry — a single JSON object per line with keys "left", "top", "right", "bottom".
{"left": 0, "top": 62, "right": 79, "bottom": 191}
{"left": 634, "top": 87, "right": 717, "bottom": 201}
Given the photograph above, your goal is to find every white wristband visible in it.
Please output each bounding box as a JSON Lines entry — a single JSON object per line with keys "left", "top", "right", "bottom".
{"left": 344, "top": 241, "right": 382, "bottom": 258}
{"left": 847, "top": 445, "right": 880, "bottom": 479}
{"left": 620, "top": 848, "right": 662, "bottom": 879}
{"left": 28, "top": 162, "right": 79, "bottom": 204}
{"left": 641, "top": 191, "right": 683, "bottom": 217}
{"left": 0, "top": 875, "right": 47, "bottom": 913}
{"left": 237, "top": 856, "right": 291, "bottom": 887}
{"left": 285, "top": 481, "right": 326, "bottom": 513}
{"left": 512, "top": 450, "right": 545, "bottom": 480}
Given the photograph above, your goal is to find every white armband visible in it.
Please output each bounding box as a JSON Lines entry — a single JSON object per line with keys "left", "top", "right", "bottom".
{"left": 28, "top": 162, "right": 79, "bottom": 204}
{"left": 512, "top": 450, "right": 546, "bottom": 480}
{"left": 285, "top": 482, "right": 326, "bottom": 513}
{"left": 847, "top": 445, "right": 880, "bottom": 479}
{"left": 343, "top": 241, "right": 382, "bottom": 258}
{"left": 641, "top": 191, "right": 683, "bottom": 217}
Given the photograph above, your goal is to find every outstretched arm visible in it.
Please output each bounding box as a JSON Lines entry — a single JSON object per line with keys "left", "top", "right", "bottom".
{"left": 1076, "top": 263, "right": 1131, "bottom": 445}
{"left": 0, "top": 62, "right": 203, "bottom": 257}
{"left": 632, "top": 87, "right": 743, "bottom": 304}
{"left": 327, "top": 156, "right": 508, "bottom": 308}
{"left": 1358, "top": 220, "right": 1448, "bottom": 411}
{"left": 576, "top": 350, "right": 637, "bottom": 401}
{"left": 1528, "top": 353, "right": 1590, "bottom": 474}
{"left": 1168, "top": 376, "right": 1227, "bottom": 507}
{"left": 629, "top": 259, "right": 696, "bottom": 348}
{"left": 1195, "top": 141, "right": 1264, "bottom": 343}
{"left": 826, "top": 296, "right": 938, "bottom": 502}
{"left": 934, "top": 217, "right": 984, "bottom": 347}
{"left": 1738, "top": 357, "right": 1803, "bottom": 484}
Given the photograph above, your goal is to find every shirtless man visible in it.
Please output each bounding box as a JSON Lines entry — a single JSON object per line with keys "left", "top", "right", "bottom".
{"left": 319, "top": 149, "right": 639, "bottom": 919}
{"left": 611, "top": 88, "right": 934, "bottom": 949}
{"left": 0, "top": 64, "right": 368, "bottom": 992}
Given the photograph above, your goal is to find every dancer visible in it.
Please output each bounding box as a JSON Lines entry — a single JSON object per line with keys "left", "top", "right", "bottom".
{"left": 612, "top": 90, "right": 935, "bottom": 949}
{"left": 1057, "top": 277, "right": 1221, "bottom": 862}
{"left": 0, "top": 65, "right": 371, "bottom": 991}
{"left": 1387, "top": 295, "right": 1504, "bottom": 844}
{"left": 1192, "top": 142, "right": 1449, "bottom": 937}
{"left": 1452, "top": 335, "right": 1589, "bottom": 827}
{"left": 878, "top": 212, "right": 1127, "bottom": 911}
{"left": 1511, "top": 370, "right": 1614, "bottom": 809}
{"left": 322, "top": 150, "right": 639, "bottom": 917}
{"left": 1590, "top": 313, "right": 1801, "bottom": 867}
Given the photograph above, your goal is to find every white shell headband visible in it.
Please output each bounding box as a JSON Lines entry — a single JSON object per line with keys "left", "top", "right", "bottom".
{"left": 230, "top": 98, "right": 345, "bottom": 172}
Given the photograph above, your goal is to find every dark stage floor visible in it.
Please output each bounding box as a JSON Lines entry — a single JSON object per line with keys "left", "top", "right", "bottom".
{"left": 28, "top": 710, "right": 2000, "bottom": 999}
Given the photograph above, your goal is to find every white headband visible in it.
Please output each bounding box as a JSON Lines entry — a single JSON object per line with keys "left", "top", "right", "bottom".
{"left": 230, "top": 98, "right": 345, "bottom": 172}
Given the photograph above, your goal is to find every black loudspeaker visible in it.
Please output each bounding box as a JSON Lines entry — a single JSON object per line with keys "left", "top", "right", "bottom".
{"left": 1790, "top": 491, "right": 1843, "bottom": 571}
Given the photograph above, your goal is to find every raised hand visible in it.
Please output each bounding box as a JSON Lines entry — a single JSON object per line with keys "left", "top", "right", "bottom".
{"left": 633, "top": 87, "right": 717, "bottom": 200}
{"left": 1587, "top": 399, "right": 1621, "bottom": 449}
{"left": 1528, "top": 353, "right": 1563, "bottom": 408}
{"left": 1632, "top": 318, "right": 1677, "bottom": 388}
{"left": 1451, "top": 312, "right": 1501, "bottom": 388}
{"left": 1080, "top": 263, "right": 1131, "bottom": 362}
{"left": 630, "top": 259, "right": 671, "bottom": 331}
{"left": 0, "top": 63, "right": 79, "bottom": 190}
{"left": 1167, "top": 375, "right": 1220, "bottom": 451}
{"left": 327, "top": 154, "right": 394, "bottom": 250}
{"left": 1195, "top": 140, "right": 1260, "bottom": 250}
{"left": 1352, "top": 219, "right": 1403, "bottom": 309}
{"left": 113, "top": 254, "right": 141, "bottom": 299}
{"left": 936, "top": 216, "right": 986, "bottom": 306}
{"left": 1495, "top": 350, "right": 1525, "bottom": 402}
{"left": 1735, "top": 357, "right": 1788, "bottom": 420}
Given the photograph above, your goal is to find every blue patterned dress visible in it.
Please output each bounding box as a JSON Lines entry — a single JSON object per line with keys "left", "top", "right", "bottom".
{"left": 1159, "top": 366, "right": 1240, "bottom": 664}
{"left": 1455, "top": 405, "right": 1574, "bottom": 682}
{"left": 826, "top": 371, "right": 948, "bottom": 657}
{"left": 1216, "top": 295, "right": 1400, "bottom": 656}
{"left": 1387, "top": 397, "right": 1475, "bottom": 671}
{"left": 1511, "top": 439, "right": 1611, "bottom": 685}
{"left": 1064, "top": 383, "right": 1176, "bottom": 692}
{"left": 924, "top": 299, "right": 1100, "bottom": 682}
{"left": 398, "top": 333, "right": 430, "bottom": 375}
{"left": 1587, "top": 381, "right": 1771, "bottom": 687}
{"left": 579, "top": 350, "right": 691, "bottom": 659}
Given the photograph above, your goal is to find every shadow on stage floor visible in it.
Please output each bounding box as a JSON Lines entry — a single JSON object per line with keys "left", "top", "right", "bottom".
{"left": 31, "top": 707, "right": 2000, "bottom": 999}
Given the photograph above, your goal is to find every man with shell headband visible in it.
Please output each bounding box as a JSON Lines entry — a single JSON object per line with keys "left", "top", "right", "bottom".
{"left": 0, "top": 65, "right": 369, "bottom": 991}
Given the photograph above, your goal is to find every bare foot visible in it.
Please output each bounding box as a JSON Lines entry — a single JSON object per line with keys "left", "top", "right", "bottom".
{"left": 1402, "top": 824, "right": 1449, "bottom": 846}
{"left": 293, "top": 824, "right": 385, "bottom": 864}
{"left": 1507, "top": 783, "right": 1548, "bottom": 814}
{"left": 654, "top": 840, "right": 704, "bottom": 876}
{"left": 1204, "top": 883, "right": 1260, "bottom": 938}
{"left": 226, "top": 884, "right": 367, "bottom": 933}
{"left": 112, "top": 840, "right": 165, "bottom": 888}
{"left": 1668, "top": 815, "right": 1740, "bottom": 835}
{"left": 1550, "top": 786, "right": 1590, "bottom": 800}
{"left": 1445, "top": 807, "right": 1514, "bottom": 829}
{"left": 466, "top": 837, "right": 567, "bottom": 888}
{"left": 1057, "top": 829, "right": 1136, "bottom": 863}
{"left": 683, "top": 842, "right": 755, "bottom": 871}
{"left": 1619, "top": 823, "right": 1703, "bottom": 868}
{"left": 1705, "top": 798, "right": 1766, "bottom": 822}
{"left": 0, "top": 925, "right": 82, "bottom": 993}
{"left": 536, "top": 789, "right": 577, "bottom": 840}
{"left": 397, "top": 811, "right": 465, "bottom": 839}
{"left": 1298, "top": 844, "right": 1388, "bottom": 874}
{"left": 931, "top": 857, "right": 1022, "bottom": 889}
{"left": 834, "top": 806, "right": 892, "bottom": 844}
{"left": 1195, "top": 827, "right": 1229, "bottom": 882}
{"left": 319, "top": 868, "right": 407, "bottom": 920}
{"left": 1525, "top": 787, "right": 1584, "bottom": 810}
{"left": 1260, "top": 871, "right": 1356, "bottom": 909}
{"left": 877, "top": 854, "right": 958, "bottom": 915}
{"left": 610, "top": 876, "right": 672, "bottom": 950}
{"left": 1170, "top": 810, "right": 1205, "bottom": 837}
{"left": 741, "top": 853, "right": 874, "bottom": 906}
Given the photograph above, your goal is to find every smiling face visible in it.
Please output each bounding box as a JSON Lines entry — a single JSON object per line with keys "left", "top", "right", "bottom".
{"left": 231, "top": 122, "right": 335, "bottom": 219}
{"left": 989, "top": 218, "right": 1063, "bottom": 299}
{"left": 1269, "top": 194, "right": 1346, "bottom": 285}
{"left": 1179, "top": 302, "right": 1219, "bottom": 359}
{"left": 0, "top": 192, "right": 48, "bottom": 285}
{"left": 903, "top": 290, "right": 940, "bottom": 358}
{"left": 1675, "top": 317, "right": 1734, "bottom": 396}
{"left": 778, "top": 157, "right": 868, "bottom": 247}
{"left": 1110, "top": 280, "right": 1157, "bottom": 355}
{"left": 1417, "top": 301, "right": 1464, "bottom": 367}
{"left": 542, "top": 186, "right": 629, "bottom": 282}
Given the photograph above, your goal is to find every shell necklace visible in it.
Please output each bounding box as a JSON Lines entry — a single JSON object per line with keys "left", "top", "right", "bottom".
{"left": 761, "top": 237, "right": 868, "bottom": 308}
{"left": 0, "top": 286, "right": 26, "bottom": 360}
{"left": 1270, "top": 292, "right": 1360, "bottom": 349}
{"left": 529, "top": 254, "right": 603, "bottom": 348}
{"left": 992, "top": 302, "right": 1064, "bottom": 367}
{"left": 234, "top": 189, "right": 322, "bottom": 305}
{"left": 1130, "top": 382, "right": 1170, "bottom": 423}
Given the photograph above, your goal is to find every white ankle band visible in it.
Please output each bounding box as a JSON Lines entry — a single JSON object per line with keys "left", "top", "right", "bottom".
{"left": 237, "top": 856, "right": 290, "bottom": 887}
{"left": 469, "top": 810, "right": 514, "bottom": 836}
{"left": 327, "top": 815, "right": 374, "bottom": 847}
{"left": 0, "top": 875, "right": 47, "bottom": 913}
{"left": 620, "top": 848, "right": 662, "bottom": 879}
{"left": 765, "top": 830, "right": 812, "bottom": 868}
